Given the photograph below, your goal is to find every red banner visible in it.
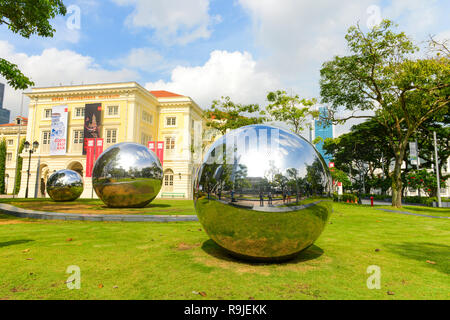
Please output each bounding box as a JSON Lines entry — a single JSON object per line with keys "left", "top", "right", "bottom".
{"left": 95, "top": 138, "right": 104, "bottom": 160}
{"left": 86, "top": 138, "right": 104, "bottom": 177}
{"left": 156, "top": 141, "right": 164, "bottom": 166}
{"left": 148, "top": 141, "right": 156, "bottom": 154}
{"left": 86, "top": 139, "right": 95, "bottom": 177}
{"left": 148, "top": 141, "right": 164, "bottom": 166}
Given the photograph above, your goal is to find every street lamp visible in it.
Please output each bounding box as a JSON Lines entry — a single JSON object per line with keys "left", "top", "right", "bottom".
{"left": 24, "top": 140, "right": 39, "bottom": 198}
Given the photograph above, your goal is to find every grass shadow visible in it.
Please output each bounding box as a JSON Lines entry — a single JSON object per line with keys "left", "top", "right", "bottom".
{"left": 201, "top": 239, "right": 324, "bottom": 266}
{"left": 384, "top": 242, "right": 449, "bottom": 275}
{"left": 403, "top": 206, "right": 450, "bottom": 214}
{"left": 146, "top": 204, "right": 171, "bottom": 209}
{"left": 0, "top": 239, "right": 34, "bottom": 248}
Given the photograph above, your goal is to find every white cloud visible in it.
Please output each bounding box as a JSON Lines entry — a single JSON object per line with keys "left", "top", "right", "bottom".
{"left": 0, "top": 41, "right": 137, "bottom": 119}
{"left": 238, "top": 0, "right": 375, "bottom": 89}
{"left": 110, "top": 47, "right": 165, "bottom": 71}
{"left": 145, "top": 50, "right": 280, "bottom": 108}
{"left": 112, "top": 0, "right": 221, "bottom": 45}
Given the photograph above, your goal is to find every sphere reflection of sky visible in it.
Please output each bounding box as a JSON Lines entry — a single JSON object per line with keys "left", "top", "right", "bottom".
{"left": 105, "top": 143, "right": 158, "bottom": 171}
{"left": 206, "top": 125, "right": 322, "bottom": 179}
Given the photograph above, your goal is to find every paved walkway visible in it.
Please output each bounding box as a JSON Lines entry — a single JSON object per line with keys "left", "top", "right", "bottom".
{"left": 0, "top": 203, "right": 198, "bottom": 222}
{"left": 376, "top": 208, "right": 449, "bottom": 219}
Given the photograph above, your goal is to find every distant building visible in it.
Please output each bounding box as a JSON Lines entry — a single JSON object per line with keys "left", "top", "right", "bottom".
{"left": 0, "top": 83, "right": 11, "bottom": 124}
{"left": 18, "top": 82, "right": 205, "bottom": 199}
{"left": 314, "top": 106, "right": 334, "bottom": 165}
{"left": 0, "top": 116, "right": 28, "bottom": 194}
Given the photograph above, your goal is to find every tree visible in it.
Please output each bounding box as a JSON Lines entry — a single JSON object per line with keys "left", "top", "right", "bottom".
{"left": 323, "top": 119, "right": 394, "bottom": 194}
{"left": 0, "top": 0, "right": 67, "bottom": 89}
{"left": 14, "top": 138, "right": 25, "bottom": 194}
{"left": 406, "top": 169, "right": 447, "bottom": 197}
{"left": 266, "top": 90, "right": 318, "bottom": 135}
{"left": 330, "top": 168, "right": 351, "bottom": 190}
{"left": 204, "top": 96, "right": 266, "bottom": 135}
{"left": 0, "top": 138, "right": 6, "bottom": 194}
{"left": 320, "top": 20, "right": 449, "bottom": 207}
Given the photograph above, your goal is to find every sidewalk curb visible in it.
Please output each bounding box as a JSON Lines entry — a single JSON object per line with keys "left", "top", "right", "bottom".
{"left": 0, "top": 203, "right": 198, "bottom": 222}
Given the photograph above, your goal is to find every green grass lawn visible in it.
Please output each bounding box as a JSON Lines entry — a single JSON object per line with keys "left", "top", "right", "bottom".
{"left": 0, "top": 198, "right": 195, "bottom": 215}
{"left": 0, "top": 202, "right": 448, "bottom": 300}
{"left": 378, "top": 205, "right": 450, "bottom": 217}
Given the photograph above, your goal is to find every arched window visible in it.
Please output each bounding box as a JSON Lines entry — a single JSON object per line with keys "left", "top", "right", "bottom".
{"left": 163, "top": 169, "right": 174, "bottom": 191}
{"left": 67, "top": 161, "right": 84, "bottom": 177}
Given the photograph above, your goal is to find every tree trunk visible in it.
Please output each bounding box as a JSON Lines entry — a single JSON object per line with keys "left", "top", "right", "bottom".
{"left": 391, "top": 146, "right": 406, "bottom": 208}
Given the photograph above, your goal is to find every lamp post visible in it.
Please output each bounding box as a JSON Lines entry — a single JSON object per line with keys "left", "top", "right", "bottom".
{"left": 24, "top": 140, "right": 39, "bottom": 198}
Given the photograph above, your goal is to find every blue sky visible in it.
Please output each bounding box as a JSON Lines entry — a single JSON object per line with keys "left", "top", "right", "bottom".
{"left": 1, "top": 0, "right": 449, "bottom": 136}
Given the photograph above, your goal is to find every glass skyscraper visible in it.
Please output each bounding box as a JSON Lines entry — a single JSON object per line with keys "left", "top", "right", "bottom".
{"left": 314, "top": 106, "right": 333, "bottom": 165}
{"left": 0, "top": 83, "right": 11, "bottom": 124}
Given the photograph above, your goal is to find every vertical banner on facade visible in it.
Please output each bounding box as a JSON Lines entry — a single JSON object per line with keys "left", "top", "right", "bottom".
{"left": 86, "top": 139, "right": 95, "bottom": 177}
{"left": 409, "top": 141, "right": 418, "bottom": 165}
{"left": 50, "top": 105, "right": 68, "bottom": 155}
{"left": 95, "top": 139, "right": 104, "bottom": 160}
{"left": 83, "top": 103, "right": 102, "bottom": 155}
{"left": 156, "top": 141, "right": 164, "bottom": 166}
{"left": 86, "top": 138, "right": 104, "bottom": 178}
{"left": 148, "top": 141, "right": 156, "bottom": 154}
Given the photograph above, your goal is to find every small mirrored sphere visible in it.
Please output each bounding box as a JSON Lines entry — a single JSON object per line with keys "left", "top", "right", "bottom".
{"left": 47, "top": 169, "right": 84, "bottom": 202}
{"left": 193, "top": 125, "right": 333, "bottom": 261}
{"left": 92, "top": 142, "right": 163, "bottom": 208}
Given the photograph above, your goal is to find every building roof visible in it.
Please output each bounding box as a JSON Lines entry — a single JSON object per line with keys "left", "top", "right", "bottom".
{"left": 149, "top": 90, "right": 184, "bottom": 98}
{"left": 0, "top": 116, "right": 28, "bottom": 127}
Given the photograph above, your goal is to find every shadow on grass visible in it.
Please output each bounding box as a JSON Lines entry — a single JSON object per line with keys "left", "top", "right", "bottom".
{"left": 403, "top": 206, "right": 450, "bottom": 214}
{"left": 0, "top": 239, "right": 34, "bottom": 248}
{"left": 384, "top": 242, "right": 449, "bottom": 275}
{"left": 201, "top": 239, "right": 324, "bottom": 265}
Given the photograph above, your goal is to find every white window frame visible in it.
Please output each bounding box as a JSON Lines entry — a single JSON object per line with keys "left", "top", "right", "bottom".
{"left": 164, "top": 170, "right": 174, "bottom": 187}
{"left": 73, "top": 107, "right": 85, "bottom": 119}
{"left": 165, "top": 116, "right": 177, "bottom": 127}
{"left": 165, "top": 136, "right": 176, "bottom": 150}
{"left": 41, "top": 130, "right": 51, "bottom": 145}
{"left": 105, "top": 128, "right": 118, "bottom": 144}
{"left": 7, "top": 139, "right": 14, "bottom": 146}
{"left": 72, "top": 129, "right": 84, "bottom": 144}
{"left": 6, "top": 153, "right": 12, "bottom": 163}
{"left": 105, "top": 105, "right": 120, "bottom": 118}
{"left": 142, "top": 111, "right": 153, "bottom": 124}
{"left": 43, "top": 108, "right": 52, "bottom": 120}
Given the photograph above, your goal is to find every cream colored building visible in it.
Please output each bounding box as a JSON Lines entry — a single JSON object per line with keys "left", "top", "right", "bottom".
{"left": 0, "top": 116, "right": 27, "bottom": 194}
{"left": 17, "top": 82, "right": 205, "bottom": 199}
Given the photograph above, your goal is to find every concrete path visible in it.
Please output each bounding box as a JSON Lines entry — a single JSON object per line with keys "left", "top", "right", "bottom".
{"left": 376, "top": 208, "right": 449, "bottom": 219}
{"left": 0, "top": 203, "right": 198, "bottom": 222}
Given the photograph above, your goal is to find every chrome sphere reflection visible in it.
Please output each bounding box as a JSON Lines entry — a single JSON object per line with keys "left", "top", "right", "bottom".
{"left": 193, "top": 125, "right": 333, "bottom": 261}
{"left": 47, "top": 169, "right": 84, "bottom": 202}
{"left": 92, "top": 142, "right": 163, "bottom": 208}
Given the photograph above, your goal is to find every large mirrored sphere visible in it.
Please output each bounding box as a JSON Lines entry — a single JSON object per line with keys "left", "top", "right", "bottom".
{"left": 47, "top": 169, "right": 84, "bottom": 202}
{"left": 193, "top": 125, "right": 333, "bottom": 261}
{"left": 92, "top": 142, "right": 163, "bottom": 208}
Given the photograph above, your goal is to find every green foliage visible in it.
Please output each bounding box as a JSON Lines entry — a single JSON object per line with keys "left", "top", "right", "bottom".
{"left": 333, "top": 193, "right": 359, "bottom": 203}
{"left": 0, "top": 0, "right": 67, "bottom": 89}
{"left": 330, "top": 168, "right": 351, "bottom": 189}
{"left": 0, "top": 138, "right": 6, "bottom": 194}
{"left": 204, "top": 96, "right": 266, "bottom": 135}
{"left": 14, "top": 138, "right": 25, "bottom": 194}
{"left": 406, "top": 169, "right": 448, "bottom": 197}
{"left": 0, "top": 58, "right": 34, "bottom": 89}
{"left": 0, "top": 202, "right": 449, "bottom": 299}
{"left": 266, "top": 90, "right": 318, "bottom": 134}
{"left": 320, "top": 19, "right": 450, "bottom": 207}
